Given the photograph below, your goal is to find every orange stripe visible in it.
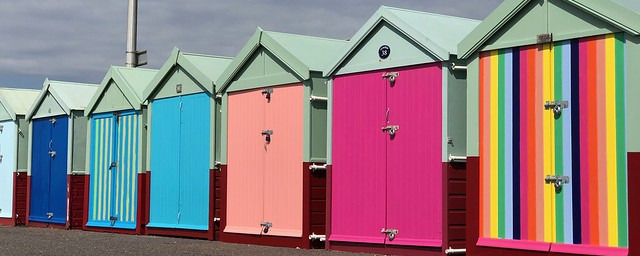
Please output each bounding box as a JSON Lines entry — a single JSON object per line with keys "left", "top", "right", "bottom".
{"left": 479, "top": 53, "right": 485, "bottom": 237}
{"left": 586, "top": 38, "right": 599, "bottom": 245}
{"left": 535, "top": 45, "right": 545, "bottom": 242}
{"left": 596, "top": 36, "right": 609, "bottom": 246}
{"left": 482, "top": 53, "right": 491, "bottom": 237}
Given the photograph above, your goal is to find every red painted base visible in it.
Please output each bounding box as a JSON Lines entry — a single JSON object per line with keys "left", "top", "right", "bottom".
{"left": 84, "top": 226, "right": 138, "bottom": 235}
{"left": 218, "top": 163, "right": 326, "bottom": 249}
{"left": 146, "top": 227, "right": 209, "bottom": 240}
{"left": 328, "top": 241, "right": 441, "bottom": 256}
{"left": 0, "top": 217, "right": 15, "bottom": 226}
{"left": 26, "top": 221, "right": 67, "bottom": 229}
{"left": 15, "top": 172, "right": 27, "bottom": 226}
{"left": 467, "top": 153, "right": 640, "bottom": 256}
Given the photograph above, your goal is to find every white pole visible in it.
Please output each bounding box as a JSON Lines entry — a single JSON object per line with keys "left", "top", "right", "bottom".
{"left": 125, "top": 0, "right": 138, "bottom": 67}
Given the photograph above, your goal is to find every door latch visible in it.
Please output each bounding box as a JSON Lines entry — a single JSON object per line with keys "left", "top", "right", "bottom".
{"left": 260, "top": 221, "right": 273, "bottom": 234}
{"left": 381, "top": 229, "right": 399, "bottom": 241}
{"left": 46, "top": 212, "right": 54, "bottom": 219}
{"left": 48, "top": 151, "right": 56, "bottom": 157}
{"left": 261, "top": 130, "right": 273, "bottom": 143}
{"left": 382, "top": 72, "right": 399, "bottom": 83}
{"left": 544, "top": 101, "right": 569, "bottom": 116}
{"left": 49, "top": 118, "right": 57, "bottom": 124}
{"left": 545, "top": 175, "right": 570, "bottom": 190}
{"left": 110, "top": 162, "right": 117, "bottom": 169}
{"left": 109, "top": 216, "right": 118, "bottom": 226}
{"left": 261, "top": 88, "right": 273, "bottom": 100}
{"left": 382, "top": 125, "right": 399, "bottom": 135}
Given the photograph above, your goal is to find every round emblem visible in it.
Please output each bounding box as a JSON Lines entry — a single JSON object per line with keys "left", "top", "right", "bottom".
{"left": 378, "top": 45, "right": 390, "bottom": 59}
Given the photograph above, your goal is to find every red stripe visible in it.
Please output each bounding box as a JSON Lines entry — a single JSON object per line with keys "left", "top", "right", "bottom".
{"left": 587, "top": 37, "right": 599, "bottom": 245}
{"left": 578, "top": 38, "right": 591, "bottom": 243}
{"left": 519, "top": 48, "right": 529, "bottom": 240}
{"left": 527, "top": 46, "right": 537, "bottom": 240}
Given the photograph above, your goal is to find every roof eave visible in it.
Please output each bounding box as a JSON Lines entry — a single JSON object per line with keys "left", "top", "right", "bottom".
{"left": 142, "top": 47, "right": 180, "bottom": 101}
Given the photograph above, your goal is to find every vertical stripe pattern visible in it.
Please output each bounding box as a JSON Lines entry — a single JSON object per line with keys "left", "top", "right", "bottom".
{"left": 478, "top": 33, "right": 627, "bottom": 248}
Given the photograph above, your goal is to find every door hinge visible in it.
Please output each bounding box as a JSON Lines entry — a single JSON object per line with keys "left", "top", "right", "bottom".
{"left": 261, "top": 88, "right": 273, "bottom": 100}
{"left": 382, "top": 125, "right": 399, "bottom": 135}
{"left": 260, "top": 221, "right": 272, "bottom": 234}
{"left": 545, "top": 175, "right": 570, "bottom": 190}
{"left": 544, "top": 100, "right": 569, "bottom": 116}
{"left": 381, "top": 228, "right": 399, "bottom": 241}
{"left": 109, "top": 216, "right": 118, "bottom": 226}
{"left": 382, "top": 72, "right": 399, "bottom": 83}
{"left": 46, "top": 212, "right": 54, "bottom": 219}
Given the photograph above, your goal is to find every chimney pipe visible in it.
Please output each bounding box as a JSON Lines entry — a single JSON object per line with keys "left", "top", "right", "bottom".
{"left": 125, "top": 0, "right": 138, "bottom": 67}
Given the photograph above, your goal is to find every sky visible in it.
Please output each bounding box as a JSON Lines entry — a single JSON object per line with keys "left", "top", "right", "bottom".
{"left": 0, "top": 0, "right": 503, "bottom": 89}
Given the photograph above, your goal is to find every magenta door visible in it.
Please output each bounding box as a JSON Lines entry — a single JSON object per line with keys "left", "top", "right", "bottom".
{"left": 331, "top": 63, "right": 443, "bottom": 246}
{"left": 385, "top": 64, "right": 443, "bottom": 246}
{"left": 331, "top": 70, "right": 387, "bottom": 244}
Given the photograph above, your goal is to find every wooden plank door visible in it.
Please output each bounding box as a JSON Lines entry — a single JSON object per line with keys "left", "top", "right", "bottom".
{"left": 87, "top": 114, "right": 116, "bottom": 227}
{"left": 262, "top": 84, "right": 303, "bottom": 237}
{"left": 48, "top": 115, "right": 68, "bottom": 224}
{"left": 384, "top": 64, "right": 443, "bottom": 246}
{"left": 330, "top": 71, "right": 387, "bottom": 244}
{"left": 112, "top": 112, "right": 139, "bottom": 229}
{"left": 148, "top": 97, "right": 181, "bottom": 228}
{"left": 29, "top": 118, "right": 53, "bottom": 222}
{"left": 177, "top": 93, "right": 210, "bottom": 230}
{"left": 226, "top": 88, "right": 265, "bottom": 235}
{"left": 0, "top": 120, "right": 16, "bottom": 218}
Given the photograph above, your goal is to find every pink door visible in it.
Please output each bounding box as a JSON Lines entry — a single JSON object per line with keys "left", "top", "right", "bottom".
{"left": 263, "top": 84, "right": 304, "bottom": 237}
{"left": 330, "top": 71, "right": 387, "bottom": 244}
{"left": 226, "top": 88, "right": 265, "bottom": 235}
{"left": 385, "top": 64, "right": 443, "bottom": 246}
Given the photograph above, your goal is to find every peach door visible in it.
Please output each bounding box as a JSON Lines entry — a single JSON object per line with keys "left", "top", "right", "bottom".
{"left": 225, "top": 88, "right": 265, "bottom": 235}
{"left": 263, "top": 84, "right": 304, "bottom": 237}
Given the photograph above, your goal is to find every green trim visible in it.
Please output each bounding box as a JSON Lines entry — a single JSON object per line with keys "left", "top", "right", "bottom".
{"left": 626, "top": 36, "right": 640, "bottom": 152}
{"left": 219, "top": 93, "right": 229, "bottom": 164}
{"left": 497, "top": 51, "right": 505, "bottom": 238}
{"left": 615, "top": 33, "right": 628, "bottom": 247}
{"left": 143, "top": 48, "right": 180, "bottom": 100}
{"left": 466, "top": 54, "right": 480, "bottom": 156}
{"left": 216, "top": 29, "right": 263, "bottom": 94}
{"left": 441, "top": 63, "right": 449, "bottom": 162}
{"left": 302, "top": 79, "right": 311, "bottom": 162}
{"left": 326, "top": 79, "right": 333, "bottom": 165}
{"left": 225, "top": 73, "right": 300, "bottom": 93}
{"left": 553, "top": 42, "right": 565, "bottom": 242}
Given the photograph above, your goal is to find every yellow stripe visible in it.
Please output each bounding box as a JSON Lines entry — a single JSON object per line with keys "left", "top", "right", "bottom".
{"left": 107, "top": 119, "right": 112, "bottom": 220}
{"left": 605, "top": 34, "right": 619, "bottom": 246}
{"left": 549, "top": 43, "right": 556, "bottom": 242}
{"left": 490, "top": 51, "right": 499, "bottom": 238}
{"left": 121, "top": 116, "right": 127, "bottom": 221}
{"left": 130, "top": 116, "right": 138, "bottom": 222}
{"left": 98, "top": 119, "right": 104, "bottom": 220}
{"left": 115, "top": 117, "right": 121, "bottom": 215}
{"left": 542, "top": 43, "right": 552, "bottom": 243}
{"left": 92, "top": 120, "right": 99, "bottom": 221}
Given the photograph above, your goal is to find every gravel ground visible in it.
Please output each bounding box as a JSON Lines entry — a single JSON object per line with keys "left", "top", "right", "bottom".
{"left": 0, "top": 226, "right": 378, "bottom": 256}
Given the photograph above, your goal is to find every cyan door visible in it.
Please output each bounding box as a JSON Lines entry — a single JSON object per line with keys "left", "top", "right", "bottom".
{"left": 149, "top": 93, "right": 210, "bottom": 230}
{"left": 29, "top": 115, "right": 68, "bottom": 224}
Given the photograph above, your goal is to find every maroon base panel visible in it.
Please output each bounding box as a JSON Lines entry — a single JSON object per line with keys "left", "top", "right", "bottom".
{"left": 218, "top": 163, "right": 326, "bottom": 249}
{"left": 0, "top": 172, "right": 28, "bottom": 227}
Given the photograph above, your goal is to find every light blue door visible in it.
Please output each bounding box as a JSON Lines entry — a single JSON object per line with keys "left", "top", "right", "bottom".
{"left": 148, "top": 97, "right": 181, "bottom": 228}
{"left": 0, "top": 120, "right": 16, "bottom": 218}
{"left": 177, "top": 93, "right": 210, "bottom": 230}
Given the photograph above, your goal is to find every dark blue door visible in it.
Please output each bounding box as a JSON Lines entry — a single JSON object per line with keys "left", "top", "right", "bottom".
{"left": 29, "top": 115, "right": 68, "bottom": 224}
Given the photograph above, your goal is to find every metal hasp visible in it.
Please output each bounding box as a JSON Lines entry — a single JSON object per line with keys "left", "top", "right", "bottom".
{"left": 46, "top": 212, "right": 54, "bottom": 219}
{"left": 109, "top": 216, "right": 118, "bottom": 226}
{"left": 537, "top": 33, "right": 553, "bottom": 44}
{"left": 309, "top": 95, "right": 328, "bottom": 102}
{"left": 309, "top": 163, "right": 327, "bottom": 172}
{"left": 49, "top": 118, "right": 57, "bottom": 124}
{"left": 48, "top": 151, "right": 56, "bottom": 157}
{"left": 261, "top": 88, "right": 273, "bottom": 100}
{"left": 381, "top": 228, "right": 399, "bottom": 241}
{"left": 382, "top": 72, "right": 399, "bottom": 83}
{"left": 0, "top": 125, "right": 3, "bottom": 133}
{"left": 544, "top": 100, "right": 569, "bottom": 116}
{"left": 110, "top": 162, "right": 117, "bottom": 168}
{"left": 260, "top": 221, "right": 273, "bottom": 234}
{"left": 448, "top": 154, "right": 467, "bottom": 162}
{"left": 308, "top": 233, "right": 326, "bottom": 242}
{"left": 445, "top": 247, "right": 467, "bottom": 255}
{"left": 382, "top": 125, "right": 399, "bottom": 135}
{"left": 545, "top": 175, "right": 570, "bottom": 190}
{"left": 261, "top": 130, "right": 273, "bottom": 143}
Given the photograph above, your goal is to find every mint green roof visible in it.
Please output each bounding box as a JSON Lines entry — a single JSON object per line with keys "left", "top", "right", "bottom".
{"left": 216, "top": 28, "right": 349, "bottom": 93}
{"left": 85, "top": 66, "right": 158, "bottom": 115}
{"left": 458, "top": 0, "right": 640, "bottom": 59}
{"left": 327, "top": 6, "right": 480, "bottom": 76}
{"left": 26, "top": 79, "right": 98, "bottom": 121}
{"left": 143, "top": 47, "right": 233, "bottom": 100}
{"left": 0, "top": 88, "right": 39, "bottom": 120}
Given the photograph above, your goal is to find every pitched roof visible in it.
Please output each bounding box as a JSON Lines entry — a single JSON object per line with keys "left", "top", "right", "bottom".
{"left": 458, "top": 0, "right": 640, "bottom": 59}
{"left": 85, "top": 66, "right": 158, "bottom": 115}
{"left": 327, "top": 6, "right": 480, "bottom": 75}
{"left": 216, "top": 28, "right": 349, "bottom": 93}
{"left": 26, "top": 79, "right": 98, "bottom": 120}
{"left": 143, "top": 47, "right": 233, "bottom": 100}
{"left": 0, "top": 88, "right": 39, "bottom": 120}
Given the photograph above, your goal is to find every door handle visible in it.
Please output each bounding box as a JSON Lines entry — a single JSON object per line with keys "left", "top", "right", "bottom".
{"left": 545, "top": 175, "right": 570, "bottom": 190}
{"left": 261, "top": 130, "right": 273, "bottom": 143}
{"left": 260, "top": 221, "right": 272, "bottom": 234}
{"left": 381, "top": 228, "right": 399, "bottom": 241}
{"left": 48, "top": 151, "right": 56, "bottom": 157}
{"left": 261, "top": 88, "right": 273, "bottom": 100}
{"left": 382, "top": 72, "right": 399, "bottom": 83}
{"left": 382, "top": 125, "right": 399, "bottom": 135}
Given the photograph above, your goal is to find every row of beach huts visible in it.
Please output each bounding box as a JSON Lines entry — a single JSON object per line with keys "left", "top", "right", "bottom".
{"left": 1, "top": 1, "right": 639, "bottom": 255}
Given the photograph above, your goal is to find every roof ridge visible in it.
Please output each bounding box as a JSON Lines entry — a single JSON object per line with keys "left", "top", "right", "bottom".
{"left": 263, "top": 30, "right": 348, "bottom": 43}
{"left": 182, "top": 52, "right": 234, "bottom": 59}
{"left": 383, "top": 5, "right": 481, "bottom": 22}
{"left": 0, "top": 87, "right": 40, "bottom": 92}
{"left": 48, "top": 80, "right": 98, "bottom": 87}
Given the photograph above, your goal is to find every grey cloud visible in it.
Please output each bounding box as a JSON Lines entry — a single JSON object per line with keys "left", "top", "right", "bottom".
{"left": 0, "top": 0, "right": 502, "bottom": 89}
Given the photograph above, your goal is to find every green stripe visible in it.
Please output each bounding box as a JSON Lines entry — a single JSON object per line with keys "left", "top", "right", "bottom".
{"left": 498, "top": 50, "right": 505, "bottom": 238}
{"left": 615, "top": 33, "right": 628, "bottom": 247}
{"left": 553, "top": 42, "right": 565, "bottom": 243}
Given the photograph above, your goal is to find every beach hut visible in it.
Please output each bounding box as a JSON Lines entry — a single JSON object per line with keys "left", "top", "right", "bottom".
{"left": 323, "top": 6, "right": 479, "bottom": 255}
{"left": 0, "top": 88, "right": 39, "bottom": 226}
{"left": 216, "top": 28, "right": 348, "bottom": 248}
{"left": 457, "top": 0, "right": 640, "bottom": 255}
{"left": 83, "top": 66, "right": 157, "bottom": 234}
{"left": 143, "top": 48, "right": 232, "bottom": 240}
{"left": 25, "top": 80, "right": 97, "bottom": 228}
